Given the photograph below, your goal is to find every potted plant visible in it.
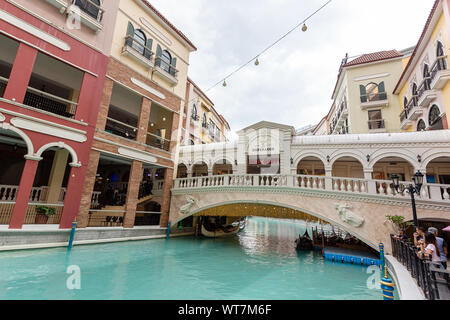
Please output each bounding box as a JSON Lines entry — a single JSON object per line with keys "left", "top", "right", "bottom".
{"left": 35, "top": 206, "right": 57, "bottom": 224}
{"left": 385, "top": 215, "right": 414, "bottom": 235}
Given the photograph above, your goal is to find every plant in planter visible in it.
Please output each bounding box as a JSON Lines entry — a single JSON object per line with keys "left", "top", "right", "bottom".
{"left": 386, "top": 215, "right": 414, "bottom": 234}
{"left": 35, "top": 206, "right": 57, "bottom": 224}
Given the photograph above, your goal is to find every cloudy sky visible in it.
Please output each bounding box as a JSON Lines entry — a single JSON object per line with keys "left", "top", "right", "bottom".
{"left": 151, "top": 0, "right": 434, "bottom": 132}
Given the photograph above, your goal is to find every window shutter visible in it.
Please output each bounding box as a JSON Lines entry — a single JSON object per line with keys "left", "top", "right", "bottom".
{"left": 171, "top": 57, "right": 177, "bottom": 76}
{"left": 144, "top": 38, "right": 153, "bottom": 59}
{"left": 378, "top": 82, "right": 387, "bottom": 100}
{"left": 126, "top": 22, "right": 134, "bottom": 47}
{"left": 360, "top": 85, "right": 367, "bottom": 103}
{"left": 156, "top": 44, "right": 162, "bottom": 67}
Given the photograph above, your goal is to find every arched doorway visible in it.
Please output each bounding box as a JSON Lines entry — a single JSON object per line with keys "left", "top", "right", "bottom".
{"left": 297, "top": 156, "right": 325, "bottom": 176}
{"left": 177, "top": 164, "right": 187, "bottom": 178}
{"left": 192, "top": 162, "right": 208, "bottom": 177}
{"left": 371, "top": 155, "right": 415, "bottom": 195}
{"left": 426, "top": 156, "right": 450, "bottom": 200}
{"left": 0, "top": 128, "right": 28, "bottom": 225}
{"left": 332, "top": 156, "right": 364, "bottom": 178}
{"left": 213, "top": 160, "right": 233, "bottom": 175}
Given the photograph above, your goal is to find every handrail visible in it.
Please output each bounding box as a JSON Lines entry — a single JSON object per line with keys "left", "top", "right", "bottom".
{"left": 73, "top": 0, "right": 104, "bottom": 22}
{"left": 124, "top": 35, "right": 154, "bottom": 58}
{"left": 147, "top": 131, "right": 171, "bottom": 142}
{"left": 106, "top": 117, "right": 138, "bottom": 131}
{"left": 26, "top": 86, "right": 78, "bottom": 106}
{"left": 154, "top": 56, "right": 179, "bottom": 77}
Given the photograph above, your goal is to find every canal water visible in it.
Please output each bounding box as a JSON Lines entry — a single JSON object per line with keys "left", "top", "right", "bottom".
{"left": 0, "top": 217, "right": 390, "bottom": 300}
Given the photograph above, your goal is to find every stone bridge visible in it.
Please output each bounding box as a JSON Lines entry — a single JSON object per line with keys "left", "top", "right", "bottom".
{"left": 169, "top": 174, "right": 450, "bottom": 252}
{"left": 169, "top": 122, "right": 450, "bottom": 253}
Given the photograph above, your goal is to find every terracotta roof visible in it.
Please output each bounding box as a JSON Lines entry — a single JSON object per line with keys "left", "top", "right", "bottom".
{"left": 393, "top": 0, "right": 440, "bottom": 93}
{"left": 141, "top": 1, "right": 197, "bottom": 51}
{"left": 344, "top": 50, "right": 403, "bottom": 67}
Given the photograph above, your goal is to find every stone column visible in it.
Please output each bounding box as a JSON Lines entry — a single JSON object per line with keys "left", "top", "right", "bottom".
{"left": 3, "top": 44, "right": 37, "bottom": 104}
{"left": 59, "top": 164, "right": 87, "bottom": 229}
{"left": 95, "top": 78, "right": 114, "bottom": 131}
{"left": 136, "top": 97, "right": 151, "bottom": 144}
{"left": 46, "top": 149, "right": 69, "bottom": 204}
{"left": 325, "top": 168, "right": 333, "bottom": 190}
{"left": 77, "top": 150, "right": 100, "bottom": 228}
{"left": 160, "top": 168, "right": 174, "bottom": 228}
{"left": 123, "top": 160, "right": 143, "bottom": 228}
{"left": 9, "top": 157, "right": 40, "bottom": 229}
{"left": 364, "top": 169, "right": 377, "bottom": 194}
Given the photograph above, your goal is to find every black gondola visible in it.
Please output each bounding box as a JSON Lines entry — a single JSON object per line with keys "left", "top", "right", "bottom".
{"left": 295, "top": 230, "right": 314, "bottom": 251}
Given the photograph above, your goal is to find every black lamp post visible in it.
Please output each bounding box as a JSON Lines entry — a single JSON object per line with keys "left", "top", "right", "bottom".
{"left": 391, "top": 171, "right": 424, "bottom": 228}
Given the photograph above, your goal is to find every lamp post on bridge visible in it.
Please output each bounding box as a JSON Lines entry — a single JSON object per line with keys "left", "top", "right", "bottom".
{"left": 391, "top": 171, "right": 424, "bottom": 228}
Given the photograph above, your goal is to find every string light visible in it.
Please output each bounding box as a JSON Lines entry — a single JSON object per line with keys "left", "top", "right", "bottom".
{"left": 254, "top": 58, "right": 260, "bottom": 66}
{"left": 203, "top": 0, "right": 332, "bottom": 91}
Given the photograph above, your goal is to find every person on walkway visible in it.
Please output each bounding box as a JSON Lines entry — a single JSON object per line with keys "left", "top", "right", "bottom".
{"left": 428, "top": 227, "right": 448, "bottom": 270}
{"left": 418, "top": 232, "right": 442, "bottom": 268}
{"left": 414, "top": 226, "right": 426, "bottom": 248}
{"left": 394, "top": 229, "right": 408, "bottom": 241}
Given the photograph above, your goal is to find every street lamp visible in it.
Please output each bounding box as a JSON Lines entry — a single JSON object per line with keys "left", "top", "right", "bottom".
{"left": 391, "top": 171, "right": 424, "bottom": 228}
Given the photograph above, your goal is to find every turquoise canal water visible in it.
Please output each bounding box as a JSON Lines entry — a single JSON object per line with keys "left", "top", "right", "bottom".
{"left": 0, "top": 218, "right": 393, "bottom": 300}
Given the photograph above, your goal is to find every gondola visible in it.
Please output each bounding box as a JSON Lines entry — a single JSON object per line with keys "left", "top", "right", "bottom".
{"left": 295, "top": 230, "right": 314, "bottom": 251}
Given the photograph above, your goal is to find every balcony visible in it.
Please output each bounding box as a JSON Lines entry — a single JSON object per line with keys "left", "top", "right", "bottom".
{"left": 105, "top": 117, "right": 138, "bottom": 141}
{"left": 46, "top": 0, "right": 104, "bottom": 32}
{"left": 0, "top": 77, "right": 7, "bottom": 98}
{"left": 190, "top": 114, "right": 199, "bottom": 125}
{"left": 330, "top": 101, "right": 348, "bottom": 134}
{"left": 417, "top": 78, "right": 437, "bottom": 107}
{"left": 23, "top": 87, "right": 77, "bottom": 119}
{"left": 430, "top": 56, "right": 450, "bottom": 90}
{"left": 360, "top": 92, "right": 388, "bottom": 109}
{"left": 368, "top": 119, "right": 386, "bottom": 133}
{"left": 153, "top": 57, "right": 178, "bottom": 86}
{"left": 399, "top": 97, "right": 424, "bottom": 130}
{"left": 122, "top": 36, "right": 154, "bottom": 69}
{"left": 146, "top": 132, "right": 170, "bottom": 152}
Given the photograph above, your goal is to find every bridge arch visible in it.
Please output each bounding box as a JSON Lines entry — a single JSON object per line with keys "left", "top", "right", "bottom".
{"left": 369, "top": 150, "right": 418, "bottom": 173}
{"left": 192, "top": 161, "right": 208, "bottom": 177}
{"left": 329, "top": 151, "right": 367, "bottom": 170}
{"left": 293, "top": 151, "right": 327, "bottom": 170}
{"left": 212, "top": 158, "right": 235, "bottom": 175}
{"left": 172, "top": 199, "right": 377, "bottom": 251}
{"left": 421, "top": 151, "right": 450, "bottom": 170}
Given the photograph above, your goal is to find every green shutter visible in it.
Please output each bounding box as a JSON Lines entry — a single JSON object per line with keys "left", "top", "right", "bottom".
{"left": 156, "top": 44, "right": 162, "bottom": 67}
{"left": 144, "top": 38, "right": 153, "bottom": 59}
{"left": 360, "top": 85, "right": 367, "bottom": 103}
{"left": 126, "top": 22, "right": 134, "bottom": 47}
{"left": 171, "top": 57, "right": 177, "bottom": 76}
{"left": 378, "top": 82, "right": 387, "bottom": 100}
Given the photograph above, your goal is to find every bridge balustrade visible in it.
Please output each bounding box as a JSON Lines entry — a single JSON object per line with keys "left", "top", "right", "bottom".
{"left": 174, "top": 174, "right": 450, "bottom": 203}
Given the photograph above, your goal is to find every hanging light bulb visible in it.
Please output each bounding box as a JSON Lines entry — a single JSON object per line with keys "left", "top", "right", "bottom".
{"left": 302, "top": 23, "right": 308, "bottom": 32}
{"left": 162, "top": 117, "right": 166, "bottom": 121}
{"left": 254, "top": 58, "right": 260, "bottom": 66}
{"left": 222, "top": 80, "right": 227, "bottom": 87}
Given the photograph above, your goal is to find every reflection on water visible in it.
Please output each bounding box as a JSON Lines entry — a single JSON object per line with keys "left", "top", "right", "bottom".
{"left": 0, "top": 217, "right": 387, "bottom": 300}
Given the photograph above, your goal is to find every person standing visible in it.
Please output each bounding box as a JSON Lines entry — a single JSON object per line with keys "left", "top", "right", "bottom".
{"left": 428, "top": 227, "right": 448, "bottom": 269}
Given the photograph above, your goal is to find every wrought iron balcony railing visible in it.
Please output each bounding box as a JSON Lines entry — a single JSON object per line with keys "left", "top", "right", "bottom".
{"left": 146, "top": 132, "right": 171, "bottom": 152}
{"left": 23, "top": 87, "right": 78, "bottom": 118}
{"left": 360, "top": 92, "right": 388, "bottom": 103}
{"left": 154, "top": 57, "right": 178, "bottom": 78}
{"left": 368, "top": 119, "right": 385, "bottom": 130}
{"left": 430, "top": 55, "right": 447, "bottom": 83}
{"left": 73, "top": 0, "right": 104, "bottom": 22}
{"left": 105, "top": 117, "right": 138, "bottom": 141}
{"left": 124, "top": 35, "right": 154, "bottom": 61}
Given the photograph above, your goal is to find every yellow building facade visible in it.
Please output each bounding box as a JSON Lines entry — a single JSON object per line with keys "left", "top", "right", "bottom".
{"left": 394, "top": 0, "right": 450, "bottom": 132}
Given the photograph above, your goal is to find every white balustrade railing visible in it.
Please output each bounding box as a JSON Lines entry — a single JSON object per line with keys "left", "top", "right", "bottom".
{"left": 0, "top": 185, "right": 67, "bottom": 203}
{"left": 173, "top": 174, "right": 450, "bottom": 203}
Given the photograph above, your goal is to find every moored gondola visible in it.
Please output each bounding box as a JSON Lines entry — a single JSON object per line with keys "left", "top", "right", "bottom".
{"left": 295, "top": 230, "right": 314, "bottom": 251}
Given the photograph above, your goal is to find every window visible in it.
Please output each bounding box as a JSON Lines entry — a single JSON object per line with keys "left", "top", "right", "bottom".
{"left": 412, "top": 83, "right": 418, "bottom": 105}
{"left": 437, "top": 41, "right": 447, "bottom": 70}
{"left": 191, "top": 104, "right": 198, "bottom": 120}
{"left": 74, "top": 0, "right": 101, "bottom": 20}
{"left": 417, "top": 119, "right": 426, "bottom": 132}
{"left": 423, "top": 64, "right": 431, "bottom": 90}
{"left": 209, "top": 120, "right": 215, "bottom": 137}
{"left": 368, "top": 110, "right": 384, "bottom": 130}
{"left": 202, "top": 114, "right": 207, "bottom": 128}
{"left": 403, "top": 97, "right": 408, "bottom": 110}
{"left": 360, "top": 82, "right": 386, "bottom": 103}
{"left": 429, "top": 105, "right": 443, "bottom": 130}
{"left": 132, "top": 29, "right": 146, "bottom": 55}
{"left": 161, "top": 50, "right": 171, "bottom": 73}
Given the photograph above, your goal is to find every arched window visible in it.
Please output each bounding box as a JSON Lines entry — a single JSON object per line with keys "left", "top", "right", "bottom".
{"left": 403, "top": 97, "right": 408, "bottom": 110}
{"left": 161, "top": 50, "right": 172, "bottom": 73}
{"left": 360, "top": 82, "right": 386, "bottom": 102}
{"left": 191, "top": 104, "right": 197, "bottom": 119}
{"left": 417, "top": 119, "right": 426, "bottom": 132}
{"left": 132, "top": 29, "right": 146, "bottom": 55}
{"left": 412, "top": 83, "right": 418, "bottom": 105}
{"left": 429, "top": 105, "right": 443, "bottom": 130}
{"left": 437, "top": 41, "right": 447, "bottom": 71}
{"left": 75, "top": 0, "right": 101, "bottom": 20}
{"left": 423, "top": 64, "right": 431, "bottom": 90}
{"left": 202, "top": 113, "right": 207, "bottom": 128}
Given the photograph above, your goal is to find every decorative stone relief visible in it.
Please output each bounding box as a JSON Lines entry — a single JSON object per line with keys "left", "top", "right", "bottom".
{"left": 180, "top": 195, "right": 196, "bottom": 215}
{"left": 335, "top": 203, "right": 365, "bottom": 228}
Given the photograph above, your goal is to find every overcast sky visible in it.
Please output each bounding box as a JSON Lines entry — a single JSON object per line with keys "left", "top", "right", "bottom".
{"left": 150, "top": 0, "right": 434, "bottom": 132}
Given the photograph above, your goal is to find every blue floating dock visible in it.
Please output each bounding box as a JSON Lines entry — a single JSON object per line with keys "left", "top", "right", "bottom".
{"left": 323, "top": 247, "right": 381, "bottom": 266}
